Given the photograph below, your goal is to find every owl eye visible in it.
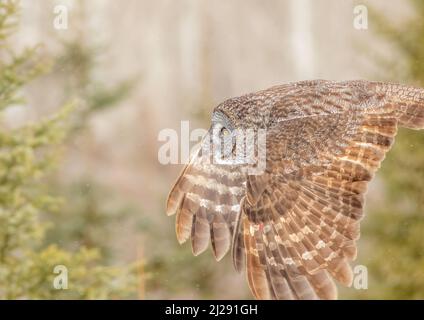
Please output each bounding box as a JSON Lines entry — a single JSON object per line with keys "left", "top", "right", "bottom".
{"left": 220, "top": 127, "right": 230, "bottom": 137}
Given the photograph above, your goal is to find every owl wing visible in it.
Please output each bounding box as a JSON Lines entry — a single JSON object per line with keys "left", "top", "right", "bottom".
{"left": 166, "top": 138, "right": 246, "bottom": 261}
{"left": 241, "top": 81, "right": 424, "bottom": 299}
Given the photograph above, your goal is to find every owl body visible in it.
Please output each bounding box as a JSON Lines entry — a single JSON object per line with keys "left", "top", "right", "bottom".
{"left": 167, "top": 80, "right": 424, "bottom": 300}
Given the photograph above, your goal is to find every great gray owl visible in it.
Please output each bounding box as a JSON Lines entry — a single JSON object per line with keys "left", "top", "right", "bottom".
{"left": 166, "top": 80, "right": 424, "bottom": 300}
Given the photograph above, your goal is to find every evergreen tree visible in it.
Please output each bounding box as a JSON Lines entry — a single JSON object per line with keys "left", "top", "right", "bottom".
{"left": 0, "top": 0, "right": 137, "bottom": 299}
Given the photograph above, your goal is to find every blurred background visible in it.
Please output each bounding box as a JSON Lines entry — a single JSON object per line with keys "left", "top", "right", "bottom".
{"left": 0, "top": 0, "right": 423, "bottom": 299}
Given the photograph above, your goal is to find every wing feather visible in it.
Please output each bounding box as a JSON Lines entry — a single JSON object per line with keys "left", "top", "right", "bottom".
{"left": 167, "top": 80, "right": 424, "bottom": 300}
{"left": 240, "top": 81, "right": 424, "bottom": 299}
{"left": 167, "top": 143, "right": 245, "bottom": 261}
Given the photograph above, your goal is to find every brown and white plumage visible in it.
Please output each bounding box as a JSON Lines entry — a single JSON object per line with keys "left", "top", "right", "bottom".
{"left": 166, "top": 80, "right": 424, "bottom": 300}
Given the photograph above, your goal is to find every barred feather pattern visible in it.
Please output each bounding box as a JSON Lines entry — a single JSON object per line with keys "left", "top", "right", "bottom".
{"left": 167, "top": 80, "right": 424, "bottom": 300}
{"left": 166, "top": 144, "right": 247, "bottom": 260}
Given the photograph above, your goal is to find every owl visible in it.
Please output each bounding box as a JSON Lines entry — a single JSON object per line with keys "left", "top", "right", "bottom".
{"left": 166, "top": 80, "right": 424, "bottom": 300}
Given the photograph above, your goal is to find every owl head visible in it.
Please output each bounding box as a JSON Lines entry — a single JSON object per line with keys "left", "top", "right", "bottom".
{"left": 206, "top": 95, "right": 269, "bottom": 172}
